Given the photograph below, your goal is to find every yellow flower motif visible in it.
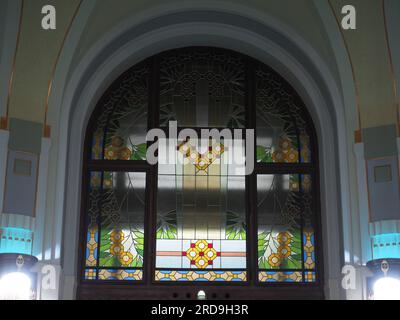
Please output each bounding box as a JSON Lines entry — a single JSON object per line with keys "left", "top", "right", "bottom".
{"left": 110, "top": 230, "right": 124, "bottom": 244}
{"left": 195, "top": 156, "right": 211, "bottom": 171}
{"left": 211, "top": 143, "right": 225, "bottom": 157}
{"left": 119, "top": 252, "right": 133, "bottom": 266}
{"left": 277, "top": 232, "right": 292, "bottom": 245}
{"left": 177, "top": 141, "right": 192, "bottom": 157}
{"left": 110, "top": 244, "right": 124, "bottom": 256}
{"left": 268, "top": 254, "right": 281, "bottom": 268}
{"left": 290, "top": 180, "right": 299, "bottom": 191}
{"left": 285, "top": 149, "right": 299, "bottom": 163}
{"left": 278, "top": 246, "right": 292, "bottom": 259}
{"left": 105, "top": 146, "right": 119, "bottom": 160}
{"left": 119, "top": 147, "right": 132, "bottom": 160}
{"left": 272, "top": 151, "right": 285, "bottom": 162}
{"left": 185, "top": 240, "right": 218, "bottom": 269}
{"left": 103, "top": 179, "right": 113, "bottom": 188}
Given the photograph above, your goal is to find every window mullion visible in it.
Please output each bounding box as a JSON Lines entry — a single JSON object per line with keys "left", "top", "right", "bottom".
{"left": 87, "top": 160, "right": 150, "bottom": 172}
{"left": 143, "top": 55, "right": 160, "bottom": 285}
{"left": 255, "top": 163, "right": 316, "bottom": 175}
{"left": 245, "top": 57, "right": 257, "bottom": 286}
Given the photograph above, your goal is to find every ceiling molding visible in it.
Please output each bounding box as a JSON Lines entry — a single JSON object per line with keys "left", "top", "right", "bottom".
{"left": 43, "top": 0, "right": 83, "bottom": 136}
{"left": 327, "top": 0, "right": 362, "bottom": 132}
{"left": 382, "top": 0, "right": 400, "bottom": 133}
{"left": 5, "top": 0, "right": 24, "bottom": 125}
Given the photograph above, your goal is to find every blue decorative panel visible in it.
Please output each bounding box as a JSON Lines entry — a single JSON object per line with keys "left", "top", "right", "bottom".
{"left": 0, "top": 227, "right": 33, "bottom": 254}
{"left": 372, "top": 233, "right": 400, "bottom": 260}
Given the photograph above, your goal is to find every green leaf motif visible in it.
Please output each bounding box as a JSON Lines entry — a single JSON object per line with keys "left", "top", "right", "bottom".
{"left": 257, "top": 228, "right": 302, "bottom": 269}
{"left": 130, "top": 143, "right": 147, "bottom": 160}
{"left": 225, "top": 211, "right": 246, "bottom": 240}
{"left": 256, "top": 146, "right": 273, "bottom": 163}
{"left": 157, "top": 210, "right": 178, "bottom": 239}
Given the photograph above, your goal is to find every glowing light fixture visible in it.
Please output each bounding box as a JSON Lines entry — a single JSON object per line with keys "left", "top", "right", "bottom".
{"left": 197, "top": 290, "right": 207, "bottom": 300}
{"left": 0, "top": 254, "right": 37, "bottom": 300}
{"left": 0, "top": 271, "right": 32, "bottom": 300}
{"left": 373, "top": 276, "right": 400, "bottom": 300}
{"left": 368, "top": 259, "right": 400, "bottom": 300}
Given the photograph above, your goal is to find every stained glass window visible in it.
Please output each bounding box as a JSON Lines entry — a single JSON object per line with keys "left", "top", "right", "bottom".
{"left": 156, "top": 137, "right": 247, "bottom": 282}
{"left": 91, "top": 63, "right": 149, "bottom": 161}
{"left": 82, "top": 47, "right": 320, "bottom": 297}
{"left": 84, "top": 171, "right": 146, "bottom": 281}
{"left": 159, "top": 48, "right": 245, "bottom": 128}
{"left": 257, "top": 174, "right": 316, "bottom": 282}
{"left": 256, "top": 66, "right": 312, "bottom": 164}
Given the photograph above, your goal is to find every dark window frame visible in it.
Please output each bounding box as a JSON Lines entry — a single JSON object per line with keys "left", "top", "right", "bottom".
{"left": 77, "top": 47, "right": 324, "bottom": 300}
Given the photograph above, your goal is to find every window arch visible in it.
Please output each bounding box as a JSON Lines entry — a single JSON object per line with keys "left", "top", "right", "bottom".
{"left": 79, "top": 47, "right": 322, "bottom": 299}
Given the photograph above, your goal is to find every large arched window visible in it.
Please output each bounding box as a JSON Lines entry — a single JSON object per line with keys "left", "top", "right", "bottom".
{"left": 79, "top": 47, "right": 322, "bottom": 299}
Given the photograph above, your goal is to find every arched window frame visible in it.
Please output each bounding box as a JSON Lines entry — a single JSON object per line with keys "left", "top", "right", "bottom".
{"left": 78, "top": 47, "right": 323, "bottom": 299}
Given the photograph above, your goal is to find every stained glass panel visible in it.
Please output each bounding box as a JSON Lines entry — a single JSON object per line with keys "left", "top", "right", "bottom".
{"left": 258, "top": 271, "right": 303, "bottom": 283}
{"left": 83, "top": 48, "right": 321, "bottom": 291}
{"left": 91, "top": 63, "right": 149, "bottom": 160}
{"left": 84, "top": 171, "right": 146, "bottom": 281}
{"left": 256, "top": 66, "right": 312, "bottom": 163}
{"left": 84, "top": 268, "right": 143, "bottom": 281}
{"left": 159, "top": 48, "right": 245, "bottom": 128}
{"left": 156, "top": 137, "right": 247, "bottom": 281}
{"left": 257, "top": 174, "right": 316, "bottom": 283}
{"left": 155, "top": 270, "right": 247, "bottom": 282}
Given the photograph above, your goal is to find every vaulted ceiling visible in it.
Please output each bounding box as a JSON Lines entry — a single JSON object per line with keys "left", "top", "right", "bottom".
{"left": 0, "top": 0, "right": 398, "bottom": 134}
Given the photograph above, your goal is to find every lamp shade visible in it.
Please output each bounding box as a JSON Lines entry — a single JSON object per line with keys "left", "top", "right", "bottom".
{"left": 0, "top": 253, "right": 38, "bottom": 300}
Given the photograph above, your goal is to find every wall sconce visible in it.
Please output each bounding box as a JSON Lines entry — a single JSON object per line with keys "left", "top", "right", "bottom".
{"left": 0, "top": 253, "right": 38, "bottom": 300}
{"left": 367, "top": 259, "right": 400, "bottom": 300}
{"left": 197, "top": 290, "right": 207, "bottom": 300}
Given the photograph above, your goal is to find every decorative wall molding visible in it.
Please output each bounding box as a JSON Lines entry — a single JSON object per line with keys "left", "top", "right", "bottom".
{"left": 0, "top": 0, "right": 22, "bottom": 119}
{"left": 33, "top": 137, "right": 51, "bottom": 260}
{"left": 313, "top": 0, "right": 359, "bottom": 266}
{"left": 0, "top": 213, "right": 35, "bottom": 230}
{"left": 0, "top": 129, "right": 9, "bottom": 214}
{"left": 397, "top": 137, "right": 400, "bottom": 153}
{"left": 369, "top": 220, "right": 400, "bottom": 236}
{"left": 43, "top": 1, "right": 83, "bottom": 133}
{"left": 353, "top": 142, "right": 373, "bottom": 264}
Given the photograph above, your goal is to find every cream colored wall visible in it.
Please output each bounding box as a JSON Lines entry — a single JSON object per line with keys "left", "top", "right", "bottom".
{"left": 330, "top": 0, "right": 398, "bottom": 130}
{"left": 4, "top": 0, "right": 398, "bottom": 132}
{"left": 7, "top": 0, "right": 81, "bottom": 125}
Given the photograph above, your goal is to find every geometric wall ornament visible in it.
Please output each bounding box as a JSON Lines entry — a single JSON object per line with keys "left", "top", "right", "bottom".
{"left": 371, "top": 233, "right": 400, "bottom": 260}
{"left": 13, "top": 159, "right": 32, "bottom": 176}
{"left": 0, "top": 227, "right": 33, "bottom": 255}
{"left": 3, "top": 151, "right": 38, "bottom": 217}
{"left": 367, "top": 156, "right": 400, "bottom": 222}
{"left": 374, "top": 165, "right": 392, "bottom": 183}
